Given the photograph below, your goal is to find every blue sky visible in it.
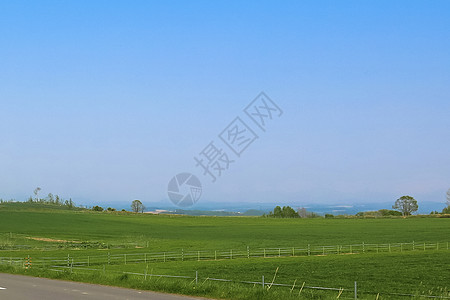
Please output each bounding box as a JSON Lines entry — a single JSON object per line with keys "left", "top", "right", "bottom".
{"left": 1, "top": 1, "right": 449, "bottom": 209}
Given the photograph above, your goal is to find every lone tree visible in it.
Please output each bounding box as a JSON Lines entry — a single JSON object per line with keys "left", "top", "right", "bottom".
{"left": 131, "top": 200, "right": 145, "bottom": 213}
{"left": 447, "top": 188, "right": 450, "bottom": 206}
{"left": 33, "top": 187, "right": 41, "bottom": 202}
{"left": 392, "top": 195, "right": 418, "bottom": 216}
{"left": 442, "top": 188, "right": 450, "bottom": 214}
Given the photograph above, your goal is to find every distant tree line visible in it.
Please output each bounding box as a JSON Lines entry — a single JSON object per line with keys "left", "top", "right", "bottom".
{"left": 264, "top": 192, "right": 450, "bottom": 219}
{"left": 263, "top": 206, "right": 320, "bottom": 218}
{"left": 355, "top": 209, "right": 402, "bottom": 217}
{"left": 92, "top": 206, "right": 124, "bottom": 212}
{"left": 25, "top": 187, "right": 76, "bottom": 209}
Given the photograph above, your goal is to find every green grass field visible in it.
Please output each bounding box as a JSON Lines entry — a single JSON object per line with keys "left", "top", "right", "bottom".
{"left": 1, "top": 203, "right": 449, "bottom": 299}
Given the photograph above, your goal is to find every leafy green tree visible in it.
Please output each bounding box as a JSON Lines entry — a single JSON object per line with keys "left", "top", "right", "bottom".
{"left": 131, "top": 200, "right": 145, "bottom": 213}
{"left": 273, "top": 206, "right": 282, "bottom": 217}
{"left": 281, "top": 206, "right": 298, "bottom": 218}
{"left": 392, "top": 195, "right": 418, "bottom": 216}
{"left": 268, "top": 206, "right": 299, "bottom": 218}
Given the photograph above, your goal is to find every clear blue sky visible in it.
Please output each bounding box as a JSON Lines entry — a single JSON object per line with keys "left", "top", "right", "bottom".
{"left": 1, "top": 1, "right": 449, "bottom": 209}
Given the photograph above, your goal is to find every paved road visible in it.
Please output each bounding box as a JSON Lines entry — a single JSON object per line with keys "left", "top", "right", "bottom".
{"left": 0, "top": 273, "right": 208, "bottom": 300}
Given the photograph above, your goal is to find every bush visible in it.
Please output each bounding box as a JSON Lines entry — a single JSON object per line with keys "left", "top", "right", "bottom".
{"left": 92, "top": 206, "right": 103, "bottom": 212}
{"left": 378, "top": 209, "right": 402, "bottom": 216}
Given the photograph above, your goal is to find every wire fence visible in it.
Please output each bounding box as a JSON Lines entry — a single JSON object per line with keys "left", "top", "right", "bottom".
{"left": 1, "top": 241, "right": 449, "bottom": 299}
{"left": 1, "top": 241, "right": 449, "bottom": 269}
{"left": 32, "top": 265, "right": 450, "bottom": 299}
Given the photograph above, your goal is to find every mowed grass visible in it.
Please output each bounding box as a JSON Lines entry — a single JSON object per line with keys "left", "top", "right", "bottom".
{"left": 1, "top": 207, "right": 450, "bottom": 299}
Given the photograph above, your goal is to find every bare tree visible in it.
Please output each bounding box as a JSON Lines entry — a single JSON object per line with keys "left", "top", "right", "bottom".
{"left": 33, "top": 187, "right": 41, "bottom": 202}
{"left": 131, "top": 200, "right": 145, "bottom": 213}
{"left": 447, "top": 188, "right": 450, "bottom": 207}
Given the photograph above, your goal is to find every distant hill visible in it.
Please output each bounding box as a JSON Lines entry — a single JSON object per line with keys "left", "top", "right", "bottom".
{"left": 0, "top": 201, "right": 86, "bottom": 211}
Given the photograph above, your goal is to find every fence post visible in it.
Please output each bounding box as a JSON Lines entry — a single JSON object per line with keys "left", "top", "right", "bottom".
{"left": 376, "top": 244, "right": 379, "bottom": 253}
{"left": 182, "top": 249, "right": 184, "bottom": 261}
{"left": 354, "top": 281, "right": 357, "bottom": 299}
{"left": 262, "top": 275, "right": 265, "bottom": 289}
{"left": 388, "top": 244, "right": 391, "bottom": 253}
{"left": 247, "top": 246, "right": 250, "bottom": 259}
{"left": 195, "top": 271, "right": 198, "bottom": 285}
{"left": 413, "top": 241, "right": 415, "bottom": 251}
{"left": 423, "top": 242, "right": 426, "bottom": 251}
{"left": 437, "top": 242, "right": 439, "bottom": 250}
{"left": 322, "top": 246, "right": 325, "bottom": 255}
{"left": 67, "top": 254, "right": 70, "bottom": 267}
{"left": 350, "top": 245, "right": 352, "bottom": 254}
{"left": 124, "top": 254, "right": 127, "bottom": 265}
{"left": 197, "top": 251, "right": 200, "bottom": 261}
{"left": 400, "top": 243, "right": 403, "bottom": 252}
{"left": 264, "top": 248, "right": 266, "bottom": 258}
{"left": 279, "top": 248, "right": 281, "bottom": 257}
{"left": 308, "top": 244, "right": 310, "bottom": 256}
{"left": 292, "top": 247, "right": 295, "bottom": 256}
{"left": 164, "top": 252, "right": 166, "bottom": 263}
{"left": 362, "top": 242, "right": 365, "bottom": 253}
{"left": 230, "top": 250, "right": 233, "bottom": 259}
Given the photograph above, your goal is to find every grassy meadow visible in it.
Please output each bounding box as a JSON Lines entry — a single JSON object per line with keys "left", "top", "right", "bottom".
{"left": 1, "top": 203, "right": 449, "bottom": 299}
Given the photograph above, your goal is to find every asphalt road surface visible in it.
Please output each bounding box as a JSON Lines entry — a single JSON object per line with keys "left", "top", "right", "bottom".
{"left": 0, "top": 273, "right": 208, "bottom": 300}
